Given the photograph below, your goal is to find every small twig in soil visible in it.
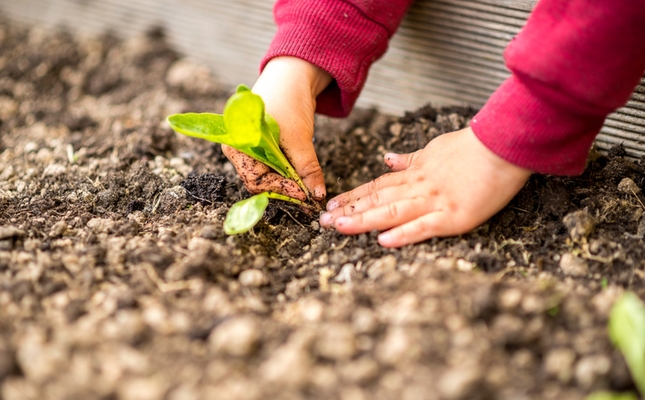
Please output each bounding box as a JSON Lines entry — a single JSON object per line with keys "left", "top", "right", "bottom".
{"left": 86, "top": 176, "right": 106, "bottom": 190}
{"left": 582, "top": 252, "right": 618, "bottom": 263}
{"left": 511, "top": 206, "right": 531, "bottom": 213}
{"left": 318, "top": 267, "right": 334, "bottom": 292}
{"left": 184, "top": 189, "right": 213, "bottom": 205}
{"left": 66, "top": 144, "right": 78, "bottom": 164}
{"left": 280, "top": 207, "right": 306, "bottom": 229}
{"left": 495, "top": 266, "right": 529, "bottom": 281}
{"left": 142, "top": 263, "right": 200, "bottom": 293}
{"left": 579, "top": 243, "right": 620, "bottom": 263}
{"left": 331, "top": 237, "right": 351, "bottom": 251}
{"left": 151, "top": 193, "right": 162, "bottom": 214}
{"left": 494, "top": 238, "right": 529, "bottom": 254}
{"left": 630, "top": 188, "right": 645, "bottom": 210}
{"left": 171, "top": 245, "right": 191, "bottom": 257}
{"left": 277, "top": 237, "right": 295, "bottom": 251}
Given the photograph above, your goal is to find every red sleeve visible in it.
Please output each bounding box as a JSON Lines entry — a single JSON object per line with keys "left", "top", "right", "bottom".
{"left": 471, "top": 0, "right": 645, "bottom": 175}
{"left": 261, "top": 0, "right": 414, "bottom": 117}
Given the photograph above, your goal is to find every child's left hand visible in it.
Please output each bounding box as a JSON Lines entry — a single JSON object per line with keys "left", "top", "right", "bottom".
{"left": 320, "top": 127, "right": 532, "bottom": 247}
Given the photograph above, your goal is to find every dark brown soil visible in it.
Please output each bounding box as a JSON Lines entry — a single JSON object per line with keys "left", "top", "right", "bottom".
{"left": 0, "top": 20, "right": 643, "bottom": 400}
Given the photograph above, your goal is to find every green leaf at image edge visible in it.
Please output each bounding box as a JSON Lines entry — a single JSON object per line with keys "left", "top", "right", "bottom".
{"left": 609, "top": 292, "right": 645, "bottom": 397}
{"left": 586, "top": 391, "right": 638, "bottom": 400}
{"left": 223, "top": 193, "right": 270, "bottom": 235}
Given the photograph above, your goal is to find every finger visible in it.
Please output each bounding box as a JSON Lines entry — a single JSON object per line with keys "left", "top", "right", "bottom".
{"left": 281, "top": 137, "right": 326, "bottom": 201}
{"left": 256, "top": 78, "right": 327, "bottom": 201}
{"left": 252, "top": 173, "right": 307, "bottom": 201}
{"left": 384, "top": 151, "right": 420, "bottom": 172}
{"left": 331, "top": 196, "right": 431, "bottom": 234}
{"left": 223, "top": 145, "right": 271, "bottom": 177}
{"left": 321, "top": 181, "right": 432, "bottom": 228}
{"left": 326, "top": 172, "right": 408, "bottom": 211}
{"left": 223, "top": 145, "right": 307, "bottom": 201}
{"left": 377, "top": 211, "right": 452, "bottom": 248}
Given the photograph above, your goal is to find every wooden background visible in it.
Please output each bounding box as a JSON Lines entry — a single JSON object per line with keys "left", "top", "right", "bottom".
{"left": 2, "top": 0, "right": 644, "bottom": 159}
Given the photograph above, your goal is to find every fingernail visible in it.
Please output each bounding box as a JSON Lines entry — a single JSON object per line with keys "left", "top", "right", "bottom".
{"left": 327, "top": 200, "right": 338, "bottom": 211}
{"left": 314, "top": 185, "right": 326, "bottom": 201}
{"left": 384, "top": 153, "right": 396, "bottom": 168}
{"left": 320, "top": 212, "right": 333, "bottom": 226}
{"left": 378, "top": 231, "right": 392, "bottom": 244}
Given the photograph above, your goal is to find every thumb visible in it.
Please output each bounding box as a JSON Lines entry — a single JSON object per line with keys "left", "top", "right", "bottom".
{"left": 384, "top": 151, "right": 419, "bottom": 172}
{"left": 282, "top": 137, "right": 326, "bottom": 201}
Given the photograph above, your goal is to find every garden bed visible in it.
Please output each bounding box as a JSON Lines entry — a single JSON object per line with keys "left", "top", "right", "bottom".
{"left": 0, "top": 20, "right": 643, "bottom": 400}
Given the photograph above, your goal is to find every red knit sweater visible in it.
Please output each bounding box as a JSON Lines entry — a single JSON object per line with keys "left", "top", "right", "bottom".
{"left": 261, "top": 0, "right": 645, "bottom": 175}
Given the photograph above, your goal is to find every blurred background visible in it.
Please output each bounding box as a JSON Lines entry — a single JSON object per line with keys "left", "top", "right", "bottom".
{"left": 2, "top": 0, "right": 644, "bottom": 159}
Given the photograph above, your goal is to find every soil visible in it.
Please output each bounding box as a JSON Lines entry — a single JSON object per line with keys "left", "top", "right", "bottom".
{"left": 0, "top": 20, "right": 644, "bottom": 400}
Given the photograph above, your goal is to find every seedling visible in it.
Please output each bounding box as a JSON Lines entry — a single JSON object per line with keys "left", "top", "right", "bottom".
{"left": 223, "top": 191, "right": 312, "bottom": 235}
{"left": 586, "top": 291, "right": 645, "bottom": 400}
{"left": 167, "top": 85, "right": 316, "bottom": 234}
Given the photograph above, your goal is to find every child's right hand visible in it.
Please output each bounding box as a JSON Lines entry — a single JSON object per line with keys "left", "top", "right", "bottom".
{"left": 222, "top": 57, "right": 332, "bottom": 202}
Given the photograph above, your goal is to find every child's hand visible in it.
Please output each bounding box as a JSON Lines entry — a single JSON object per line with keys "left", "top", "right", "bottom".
{"left": 222, "top": 57, "right": 332, "bottom": 202}
{"left": 320, "top": 127, "right": 532, "bottom": 247}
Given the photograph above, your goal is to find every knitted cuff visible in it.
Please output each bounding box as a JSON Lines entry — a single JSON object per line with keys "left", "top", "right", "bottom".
{"left": 261, "top": 0, "right": 390, "bottom": 117}
{"left": 471, "top": 75, "right": 606, "bottom": 175}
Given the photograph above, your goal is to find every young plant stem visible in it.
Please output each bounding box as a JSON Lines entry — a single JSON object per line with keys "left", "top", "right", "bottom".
{"left": 265, "top": 192, "right": 319, "bottom": 211}
{"left": 260, "top": 134, "right": 310, "bottom": 198}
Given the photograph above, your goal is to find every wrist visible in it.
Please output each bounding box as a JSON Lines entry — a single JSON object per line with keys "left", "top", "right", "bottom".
{"left": 255, "top": 56, "right": 332, "bottom": 98}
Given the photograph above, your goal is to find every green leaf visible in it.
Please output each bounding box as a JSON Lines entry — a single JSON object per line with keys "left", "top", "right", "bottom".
{"left": 224, "top": 87, "right": 265, "bottom": 149}
{"left": 236, "top": 84, "right": 251, "bottom": 93}
{"left": 609, "top": 292, "right": 645, "bottom": 396}
{"left": 224, "top": 193, "right": 270, "bottom": 235}
{"left": 586, "top": 391, "right": 638, "bottom": 400}
{"left": 223, "top": 191, "right": 315, "bottom": 235}
{"left": 233, "top": 85, "right": 280, "bottom": 143}
{"left": 166, "top": 113, "right": 226, "bottom": 143}
{"left": 264, "top": 112, "right": 281, "bottom": 144}
{"left": 166, "top": 85, "right": 308, "bottom": 196}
